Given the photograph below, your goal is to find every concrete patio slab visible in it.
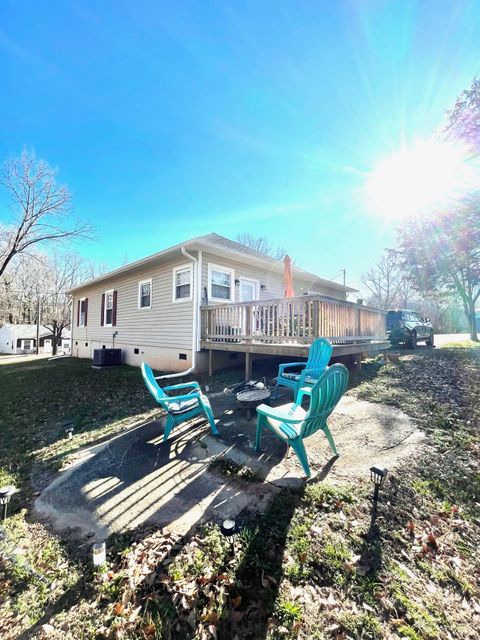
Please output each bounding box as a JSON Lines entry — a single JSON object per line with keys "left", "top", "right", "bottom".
{"left": 198, "top": 390, "right": 424, "bottom": 485}
{"left": 34, "top": 418, "right": 279, "bottom": 540}
{"left": 34, "top": 389, "right": 422, "bottom": 540}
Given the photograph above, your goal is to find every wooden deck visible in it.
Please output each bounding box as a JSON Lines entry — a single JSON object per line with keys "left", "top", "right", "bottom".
{"left": 200, "top": 295, "right": 389, "bottom": 377}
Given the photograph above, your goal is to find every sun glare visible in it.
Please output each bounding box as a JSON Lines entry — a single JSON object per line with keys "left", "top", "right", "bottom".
{"left": 365, "top": 139, "right": 476, "bottom": 221}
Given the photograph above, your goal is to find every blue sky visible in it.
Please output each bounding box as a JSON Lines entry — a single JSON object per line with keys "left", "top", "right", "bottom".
{"left": 1, "top": 0, "right": 479, "bottom": 291}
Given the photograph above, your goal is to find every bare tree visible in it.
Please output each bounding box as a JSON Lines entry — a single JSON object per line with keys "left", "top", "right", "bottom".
{"left": 0, "top": 250, "right": 108, "bottom": 352}
{"left": 83, "top": 258, "right": 110, "bottom": 281}
{"left": 361, "top": 250, "right": 413, "bottom": 310}
{"left": 41, "top": 251, "right": 86, "bottom": 354}
{"left": 235, "top": 233, "right": 287, "bottom": 260}
{"left": 0, "top": 253, "right": 47, "bottom": 324}
{"left": 0, "top": 151, "right": 92, "bottom": 278}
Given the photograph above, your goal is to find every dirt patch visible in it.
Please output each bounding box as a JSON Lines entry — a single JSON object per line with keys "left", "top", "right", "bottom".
{"left": 199, "top": 392, "right": 423, "bottom": 486}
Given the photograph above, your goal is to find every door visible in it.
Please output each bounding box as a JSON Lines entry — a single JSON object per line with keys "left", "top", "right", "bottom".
{"left": 239, "top": 278, "right": 259, "bottom": 302}
{"left": 44, "top": 339, "right": 52, "bottom": 353}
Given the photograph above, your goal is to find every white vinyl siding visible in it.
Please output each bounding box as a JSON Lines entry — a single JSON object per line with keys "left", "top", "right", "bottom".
{"left": 72, "top": 258, "right": 194, "bottom": 351}
{"left": 200, "top": 252, "right": 346, "bottom": 304}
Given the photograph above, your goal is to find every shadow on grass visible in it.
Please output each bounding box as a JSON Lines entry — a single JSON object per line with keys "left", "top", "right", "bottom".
{"left": 217, "top": 490, "right": 299, "bottom": 639}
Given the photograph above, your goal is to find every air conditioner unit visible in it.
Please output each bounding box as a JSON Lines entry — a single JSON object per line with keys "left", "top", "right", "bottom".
{"left": 93, "top": 348, "right": 122, "bottom": 367}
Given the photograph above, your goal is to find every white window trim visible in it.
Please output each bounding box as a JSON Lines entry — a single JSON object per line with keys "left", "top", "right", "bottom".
{"left": 138, "top": 278, "right": 152, "bottom": 309}
{"left": 208, "top": 262, "right": 235, "bottom": 303}
{"left": 104, "top": 289, "right": 114, "bottom": 327}
{"left": 79, "top": 297, "right": 87, "bottom": 328}
{"left": 238, "top": 277, "right": 260, "bottom": 302}
{"left": 172, "top": 264, "right": 193, "bottom": 303}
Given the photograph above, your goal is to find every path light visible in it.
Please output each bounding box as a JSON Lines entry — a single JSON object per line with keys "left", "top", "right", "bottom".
{"left": 65, "top": 424, "right": 74, "bottom": 439}
{"left": 92, "top": 541, "right": 106, "bottom": 566}
{"left": 221, "top": 518, "right": 238, "bottom": 556}
{"left": 0, "top": 486, "right": 17, "bottom": 520}
{"left": 370, "top": 465, "right": 388, "bottom": 502}
{"left": 221, "top": 518, "right": 237, "bottom": 537}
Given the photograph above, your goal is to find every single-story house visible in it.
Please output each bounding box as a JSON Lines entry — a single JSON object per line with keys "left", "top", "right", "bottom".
{"left": 68, "top": 233, "right": 387, "bottom": 374}
{"left": 0, "top": 324, "right": 70, "bottom": 355}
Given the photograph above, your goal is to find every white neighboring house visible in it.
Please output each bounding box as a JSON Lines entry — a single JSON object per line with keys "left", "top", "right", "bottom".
{"left": 0, "top": 324, "right": 70, "bottom": 355}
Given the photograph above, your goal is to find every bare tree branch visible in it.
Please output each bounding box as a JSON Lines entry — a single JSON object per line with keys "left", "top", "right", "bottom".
{"left": 235, "top": 233, "right": 287, "bottom": 260}
{"left": 0, "top": 150, "right": 93, "bottom": 277}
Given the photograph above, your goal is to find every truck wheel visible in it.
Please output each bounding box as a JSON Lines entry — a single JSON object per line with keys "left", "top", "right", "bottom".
{"left": 407, "top": 331, "right": 417, "bottom": 349}
{"left": 425, "top": 332, "right": 434, "bottom": 346}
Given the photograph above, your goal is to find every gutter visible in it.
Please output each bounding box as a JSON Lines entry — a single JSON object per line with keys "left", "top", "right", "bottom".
{"left": 155, "top": 246, "right": 199, "bottom": 380}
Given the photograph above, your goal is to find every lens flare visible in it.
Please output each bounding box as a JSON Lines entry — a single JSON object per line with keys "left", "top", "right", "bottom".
{"left": 365, "top": 139, "right": 477, "bottom": 220}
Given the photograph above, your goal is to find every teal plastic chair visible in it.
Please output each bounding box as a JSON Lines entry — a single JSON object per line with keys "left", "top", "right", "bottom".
{"left": 256, "top": 363, "right": 349, "bottom": 477}
{"left": 141, "top": 363, "right": 218, "bottom": 441}
{"left": 272, "top": 338, "right": 333, "bottom": 400}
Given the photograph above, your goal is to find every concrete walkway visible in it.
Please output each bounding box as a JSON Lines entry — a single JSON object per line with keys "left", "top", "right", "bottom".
{"left": 34, "top": 389, "right": 422, "bottom": 540}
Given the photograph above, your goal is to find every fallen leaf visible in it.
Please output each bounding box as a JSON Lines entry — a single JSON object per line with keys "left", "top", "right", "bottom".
{"left": 231, "top": 595, "right": 242, "bottom": 609}
{"left": 426, "top": 533, "right": 438, "bottom": 552}
{"left": 202, "top": 612, "right": 219, "bottom": 624}
{"left": 142, "top": 624, "right": 156, "bottom": 637}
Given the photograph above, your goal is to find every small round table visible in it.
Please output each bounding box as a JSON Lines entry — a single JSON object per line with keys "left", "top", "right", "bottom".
{"left": 236, "top": 388, "right": 271, "bottom": 421}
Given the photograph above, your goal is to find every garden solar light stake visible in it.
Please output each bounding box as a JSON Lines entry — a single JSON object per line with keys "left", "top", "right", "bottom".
{"left": 221, "top": 518, "right": 237, "bottom": 555}
{"left": 370, "top": 465, "right": 388, "bottom": 503}
{"left": 92, "top": 541, "right": 106, "bottom": 566}
{"left": 0, "top": 486, "right": 17, "bottom": 520}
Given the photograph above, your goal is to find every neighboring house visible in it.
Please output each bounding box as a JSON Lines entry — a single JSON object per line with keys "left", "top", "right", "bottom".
{"left": 69, "top": 233, "right": 364, "bottom": 372}
{"left": 0, "top": 324, "right": 70, "bottom": 355}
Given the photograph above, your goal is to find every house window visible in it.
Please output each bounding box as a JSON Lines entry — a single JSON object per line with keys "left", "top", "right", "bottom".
{"left": 79, "top": 298, "right": 88, "bottom": 327}
{"left": 104, "top": 290, "right": 114, "bottom": 326}
{"left": 173, "top": 265, "right": 193, "bottom": 301}
{"left": 138, "top": 279, "right": 152, "bottom": 308}
{"left": 208, "top": 263, "right": 234, "bottom": 301}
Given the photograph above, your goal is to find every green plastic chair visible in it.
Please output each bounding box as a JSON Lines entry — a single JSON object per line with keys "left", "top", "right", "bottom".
{"left": 141, "top": 363, "right": 218, "bottom": 441}
{"left": 256, "top": 363, "right": 349, "bottom": 477}
{"left": 272, "top": 338, "right": 333, "bottom": 400}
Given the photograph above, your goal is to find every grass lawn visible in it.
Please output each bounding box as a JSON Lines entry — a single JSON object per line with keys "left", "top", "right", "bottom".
{"left": 1, "top": 348, "right": 479, "bottom": 639}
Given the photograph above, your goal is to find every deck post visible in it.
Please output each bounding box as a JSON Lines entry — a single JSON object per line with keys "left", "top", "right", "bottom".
{"left": 208, "top": 349, "right": 214, "bottom": 377}
{"left": 245, "top": 352, "right": 252, "bottom": 380}
{"left": 312, "top": 299, "right": 319, "bottom": 337}
{"left": 245, "top": 304, "right": 252, "bottom": 343}
{"left": 355, "top": 354, "right": 362, "bottom": 372}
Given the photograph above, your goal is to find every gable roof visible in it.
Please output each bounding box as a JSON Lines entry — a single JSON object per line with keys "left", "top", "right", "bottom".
{"left": 69, "top": 233, "right": 358, "bottom": 295}
{"left": 198, "top": 233, "right": 281, "bottom": 263}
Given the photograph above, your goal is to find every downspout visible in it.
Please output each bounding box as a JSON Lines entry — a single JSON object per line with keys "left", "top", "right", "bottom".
{"left": 155, "top": 246, "right": 199, "bottom": 380}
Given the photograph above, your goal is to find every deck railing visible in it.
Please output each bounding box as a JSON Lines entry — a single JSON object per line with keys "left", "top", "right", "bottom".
{"left": 200, "top": 295, "right": 386, "bottom": 345}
